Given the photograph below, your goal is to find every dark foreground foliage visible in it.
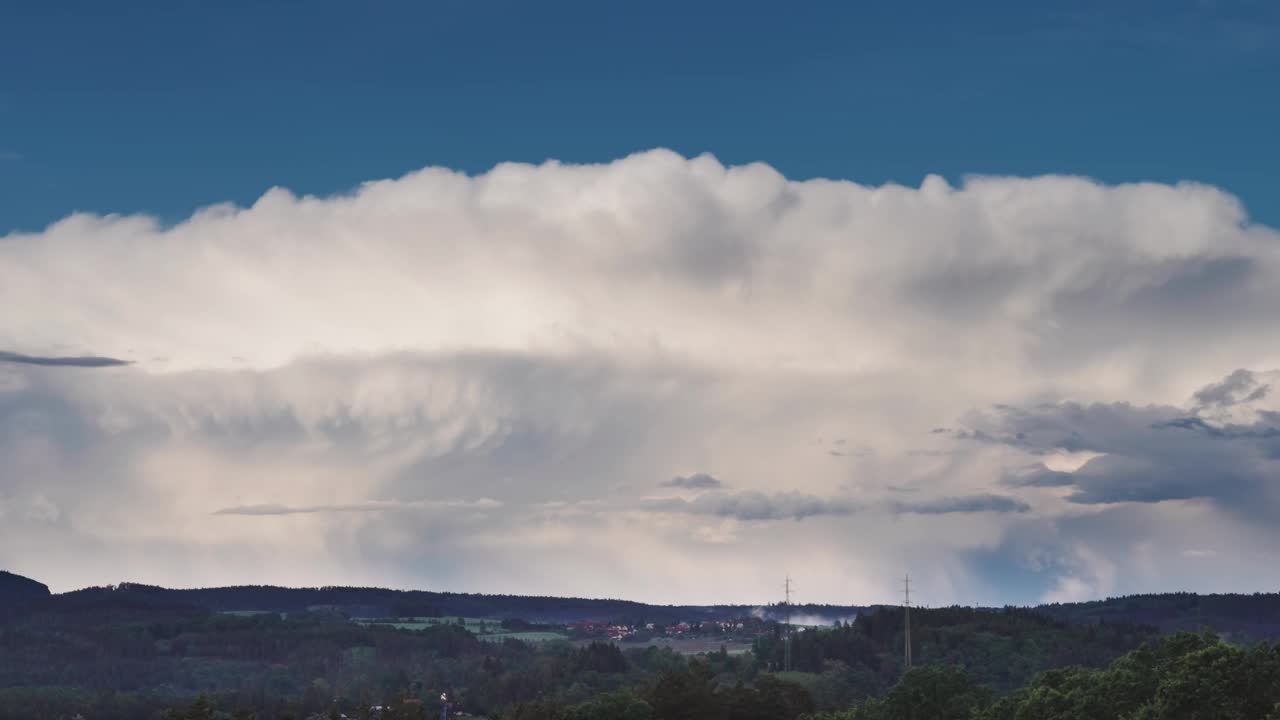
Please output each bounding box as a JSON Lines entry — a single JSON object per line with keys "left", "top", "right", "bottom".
{"left": 806, "top": 632, "right": 1280, "bottom": 720}
{"left": 752, "top": 606, "right": 1153, "bottom": 693}
{"left": 145, "top": 633, "right": 1280, "bottom": 720}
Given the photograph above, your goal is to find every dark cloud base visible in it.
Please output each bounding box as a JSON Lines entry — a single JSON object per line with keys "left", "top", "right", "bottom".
{"left": 961, "top": 369, "right": 1280, "bottom": 519}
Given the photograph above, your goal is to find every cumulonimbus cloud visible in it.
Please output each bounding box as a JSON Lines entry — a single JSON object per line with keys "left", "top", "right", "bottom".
{"left": 4, "top": 149, "right": 1277, "bottom": 383}
{"left": 5, "top": 150, "right": 1280, "bottom": 603}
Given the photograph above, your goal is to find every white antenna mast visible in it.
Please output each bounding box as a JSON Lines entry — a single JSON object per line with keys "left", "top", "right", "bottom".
{"left": 903, "top": 574, "right": 913, "bottom": 668}
{"left": 783, "top": 575, "right": 794, "bottom": 672}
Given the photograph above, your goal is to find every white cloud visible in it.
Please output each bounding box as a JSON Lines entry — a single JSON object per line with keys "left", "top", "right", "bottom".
{"left": 3, "top": 149, "right": 1280, "bottom": 604}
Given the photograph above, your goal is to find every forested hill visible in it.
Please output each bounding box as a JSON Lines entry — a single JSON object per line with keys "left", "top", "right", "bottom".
{"left": 0, "top": 586, "right": 1158, "bottom": 720}
{"left": 0, "top": 570, "right": 49, "bottom": 602}
{"left": 1036, "top": 591, "right": 1280, "bottom": 641}
{"left": 0, "top": 574, "right": 864, "bottom": 624}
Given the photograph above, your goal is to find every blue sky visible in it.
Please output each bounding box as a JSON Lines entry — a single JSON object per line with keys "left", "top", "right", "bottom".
{"left": 3, "top": 0, "right": 1278, "bottom": 232}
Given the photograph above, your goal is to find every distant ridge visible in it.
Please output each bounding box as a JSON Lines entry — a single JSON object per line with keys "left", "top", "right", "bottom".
{"left": 7, "top": 572, "right": 1280, "bottom": 641}
{"left": 0, "top": 570, "right": 50, "bottom": 602}
{"left": 47, "top": 581, "right": 865, "bottom": 625}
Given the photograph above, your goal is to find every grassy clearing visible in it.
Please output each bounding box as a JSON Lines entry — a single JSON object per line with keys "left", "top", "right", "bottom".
{"left": 354, "top": 617, "right": 569, "bottom": 643}
{"left": 217, "top": 610, "right": 279, "bottom": 617}
{"left": 357, "top": 617, "right": 510, "bottom": 634}
{"left": 478, "top": 631, "right": 569, "bottom": 643}
{"left": 362, "top": 622, "right": 438, "bottom": 631}
{"left": 772, "top": 671, "right": 820, "bottom": 688}
{"left": 611, "top": 638, "right": 755, "bottom": 655}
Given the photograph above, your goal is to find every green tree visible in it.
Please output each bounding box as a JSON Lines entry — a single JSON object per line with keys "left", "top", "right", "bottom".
{"left": 564, "top": 688, "right": 653, "bottom": 720}
{"left": 878, "top": 665, "right": 991, "bottom": 720}
{"left": 723, "top": 674, "right": 814, "bottom": 720}
{"left": 649, "top": 661, "right": 723, "bottom": 720}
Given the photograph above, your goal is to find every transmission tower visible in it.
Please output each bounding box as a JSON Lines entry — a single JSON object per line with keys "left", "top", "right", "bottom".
{"left": 903, "top": 574, "right": 913, "bottom": 668}
{"left": 783, "top": 575, "right": 793, "bottom": 673}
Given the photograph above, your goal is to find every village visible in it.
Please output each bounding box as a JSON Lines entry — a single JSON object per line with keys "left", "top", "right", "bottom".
{"left": 561, "top": 616, "right": 782, "bottom": 653}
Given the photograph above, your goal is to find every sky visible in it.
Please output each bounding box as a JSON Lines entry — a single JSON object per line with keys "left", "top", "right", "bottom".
{"left": 2, "top": 0, "right": 1280, "bottom": 606}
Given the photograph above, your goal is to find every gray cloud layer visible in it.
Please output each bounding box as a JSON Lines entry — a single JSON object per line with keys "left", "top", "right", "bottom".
{"left": 969, "top": 371, "right": 1280, "bottom": 519}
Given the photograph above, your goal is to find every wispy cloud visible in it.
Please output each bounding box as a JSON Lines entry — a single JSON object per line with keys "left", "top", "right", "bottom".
{"left": 640, "top": 489, "right": 1030, "bottom": 521}
{"left": 214, "top": 499, "right": 501, "bottom": 516}
{"left": 0, "top": 350, "right": 130, "bottom": 367}
{"left": 641, "top": 491, "right": 860, "bottom": 521}
{"left": 660, "top": 473, "right": 724, "bottom": 489}
{"left": 1192, "top": 368, "right": 1270, "bottom": 409}
{"left": 892, "top": 493, "right": 1031, "bottom": 515}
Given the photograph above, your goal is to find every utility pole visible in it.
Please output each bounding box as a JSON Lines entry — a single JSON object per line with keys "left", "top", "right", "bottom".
{"left": 903, "top": 574, "right": 913, "bottom": 669}
{"left": 784, "top": 575, "right": 793, "bottom": 673}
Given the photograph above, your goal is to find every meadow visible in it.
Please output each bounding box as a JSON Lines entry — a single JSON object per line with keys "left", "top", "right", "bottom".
{"left": 355, "top": 616, "right": 570, "bottom": 642}
{"left": 611, "top": 637, "right": 754, "bottom": 655}
{"left": 479, "top": 631, "right": 570, "bottom": 643}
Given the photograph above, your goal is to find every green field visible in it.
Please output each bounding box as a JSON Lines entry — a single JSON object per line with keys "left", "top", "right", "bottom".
{"left": 772, "top": 671, "right": 820, "bottom": 688}
{"left": 478, "top": 631, "right": 568, "bottom": 643}
{"left": 217, "top": 610, "right": 280, "bottom": 617}
{"left": 611, "top": 638, "right": 754, "bottom": 655}
{"left": 357, "top": 616, "right": 507, "bottom": 633}
{"left": 355, "top": 617, "right": 568, "bottom": 643}
{"left": 359, "top": 621, "right": 439, "bottom": 631}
